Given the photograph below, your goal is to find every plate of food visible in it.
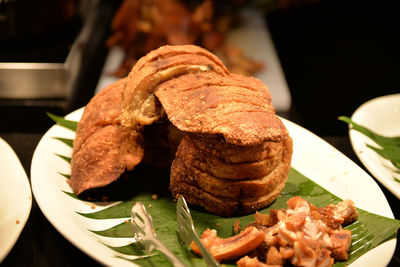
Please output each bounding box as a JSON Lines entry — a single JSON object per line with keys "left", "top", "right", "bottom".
{"left": 31, "top": 45, "right": 399, "bottom": 267}
{"left": 0, "top": 138, "right": 32, "bottom": 263}
{"left": 341, "top": 94, "right": 400, "bottom": 200}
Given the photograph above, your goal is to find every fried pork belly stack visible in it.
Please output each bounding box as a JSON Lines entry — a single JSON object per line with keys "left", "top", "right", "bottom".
{"left": 160, "top": 72, "right": 292, "bottom": 216}
{"left": 71, "top": 45, "right": 293, "bottom": 216}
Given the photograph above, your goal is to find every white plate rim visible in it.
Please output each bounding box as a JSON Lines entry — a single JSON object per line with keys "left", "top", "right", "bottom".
{"left": 349, "top": 93, "right": 400, "bottom": 200}
{"left": 0, "top": 137, "right": 32, "bottom": 263}
{"left": 31, "top": 108, "right": 396, "bottom": 267}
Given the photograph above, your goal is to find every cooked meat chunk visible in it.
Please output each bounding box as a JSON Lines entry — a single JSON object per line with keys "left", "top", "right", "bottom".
{"left": 194, "top": 197, "right": 357, "bottom": 266}
{"left": 330, "top": 229, "right": 352, "bottom": 261}
{"left": 190, "top": 226, "right": 266, "bottom": 262}
{"left": 237, "top": 256, "right": 279, "bottom": 267}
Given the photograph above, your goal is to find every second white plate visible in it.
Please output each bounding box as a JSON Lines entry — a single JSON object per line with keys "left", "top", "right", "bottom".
{"left": 349, "top": 94, "right": 400, "bottom": 200}
{"left": 0, "top": 138, "right": 32, "bottom": 263}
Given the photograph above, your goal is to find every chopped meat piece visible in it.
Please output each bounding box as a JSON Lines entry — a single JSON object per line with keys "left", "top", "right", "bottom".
{"left": 233, "top": 219, "right": 241, "bottom": 234}
{"left": 237, "top": 256, "right": 278, "bottom": 267}
{"left": 330, "top": 229, "right": 352, "bottom": 261}
{"left": 266, "top": 246, "right": 284, "bottom": 265}
{"left": 194, "top": 197, "right": 358, "bottom": 266}
{"left": 292, "top": 239, "right": 317, "bottom": 266}
{"left": 190, "top": 226, "right": 266, "bottom": 262}
{"left": 333, "top": 199, "right": 358, "bottom": 225}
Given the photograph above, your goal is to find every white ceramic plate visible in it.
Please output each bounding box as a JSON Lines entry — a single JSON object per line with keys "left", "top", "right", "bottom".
{"left": 31, "top": 109, "right": 396, "bottom": 266}
{"left": 349, "top": 94, "right": 400, "bottom": 200}
{"left": 0, "top": 138, "right": 32, "bottom": 263}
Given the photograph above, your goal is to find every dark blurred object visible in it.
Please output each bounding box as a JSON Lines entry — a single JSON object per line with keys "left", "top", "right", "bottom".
{"left": 105, "top": 0, "right": 265, "bottom": 78}
{"left": 0, "top": 0, "right": 121, "bottom": 132}
{"left": 0, "top": 0, "right": 79, "bottom": 63}
{"left": 267, "top": 1, "right": 400, "bottom": 136}
{"left": 0, "top": 0, "right": 76, "bottom": 40}
{"left": 66, "top": 0, "right": 122, "bottom": 112}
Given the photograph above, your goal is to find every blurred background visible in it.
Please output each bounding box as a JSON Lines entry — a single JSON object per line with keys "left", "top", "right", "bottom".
{"left": 0, "top": 0, "right": 398, "bottom": 135}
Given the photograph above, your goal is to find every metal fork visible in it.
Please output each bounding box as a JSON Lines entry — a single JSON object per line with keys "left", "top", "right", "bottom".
{"left": 176, "top": 195, "right": 220, "bottom": 267}
{"left": 130, "top": 202, "right": 186, "bottom": 267}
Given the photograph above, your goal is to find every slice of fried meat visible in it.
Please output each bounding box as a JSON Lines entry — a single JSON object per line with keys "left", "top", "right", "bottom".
{"left": 177, "top": 134, "right": 284, "bottom": 180}
{"left": 155, "top": 72, "right": 285, "bottom": 145}
{"left": 121, "top": 45, "right": 230, "bottom": 127}
{"left": 188, "top": 132, "right": 283, "bottom": 164}
{"left": 173, "top": 135, "right": 292, "bottom": 199}
{"left": 71, "top": 78, "right": 144, "bottom": 196}
{"left": 70, "top": 125, "right": 144, "bottom": 195}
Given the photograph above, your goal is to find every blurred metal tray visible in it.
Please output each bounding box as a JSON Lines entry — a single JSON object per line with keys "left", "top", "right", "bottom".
{"left": 0, "top": 62, "right": 69, "bottom": 99}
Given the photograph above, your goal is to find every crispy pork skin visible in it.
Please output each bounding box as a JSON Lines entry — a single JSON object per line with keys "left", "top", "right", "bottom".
{"left": 71, "top": 45, "right": 293, "bottom": 215}
{"left": 71, "top": 125, "right": 143, "bottom": 196}
{"left": 121, "top": 45, "right": 229, "bottom": 127}
{"left": 155, "top": 72, "right": 285, "bottom": 145}
{"left": 73, "top": 78, "right": 127, "bottom": 155}
{"left": 170, "top": 134, "right": 292, "bottom": 216}
{"left": 70, "top": 79, "right": 144, "bottom": 196}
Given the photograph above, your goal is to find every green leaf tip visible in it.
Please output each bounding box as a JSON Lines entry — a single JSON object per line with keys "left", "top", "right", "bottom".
{"left": 52, "top": 137, "right": 74, "bottom": 148}
{"left": 63, "top": 191, "right": 79, "bottom": 199}
{"left": 47, "top": 112, "right": 78, "bottom": 132}
{"left": 58, "top": 172, "right": 70, "bottom": 179}
{"left": 55, "top": 153, "right": 71, "bottom": 163}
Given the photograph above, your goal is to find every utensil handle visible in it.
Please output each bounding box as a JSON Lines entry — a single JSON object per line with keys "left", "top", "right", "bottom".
{"left": 150, "top": 238, "right": 187, "bottom": 267}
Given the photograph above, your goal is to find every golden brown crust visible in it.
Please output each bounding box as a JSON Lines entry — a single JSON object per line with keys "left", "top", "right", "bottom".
{"left": 71, "top": 45, "right": 293, "bottom": 214}
{"left": 170, "top": 134, "right": 293, "bottom": 217}
{"left": 131, "top": 44, "right": 229, "bottom": 75}
{"left": 71, "top": 79, "right": 144, "bottom": 196}
{"left": 73, "top": 78, "right": 127, "bottom": 155}
{"left": 121, "top": 45, "right": 229, "bottom": 127}
{"left": 189, "top": 133, "right": 283, "bottom": 163}
{"left": 178, "top": 135, "right": 283, "bottom": 180}
{"left": 71, "top": 125, "right": 144, "bottom": 195}
{"left": 155, "top": 72, "right": 284, "bottom": 145}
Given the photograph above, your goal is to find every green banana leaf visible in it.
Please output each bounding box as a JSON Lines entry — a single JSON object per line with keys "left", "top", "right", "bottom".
{"left": 49, "top": 113, "right": 400, "bottom": 267}
{"left": 339, "top": 116, "right": 400, "bottom": 173}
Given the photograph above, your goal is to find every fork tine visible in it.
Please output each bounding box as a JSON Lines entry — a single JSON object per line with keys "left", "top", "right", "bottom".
{"left": 130, "top": 202, "right": 187, "bottom": 267}
{"left": 176, "top": 196, "right": 220, "bottom": 267}
{"left": 131, "top": 202, "right": 155, "bottom": 235}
